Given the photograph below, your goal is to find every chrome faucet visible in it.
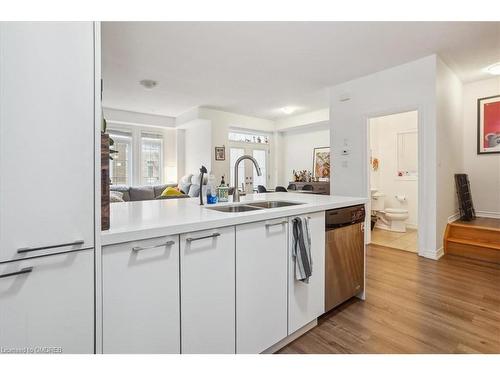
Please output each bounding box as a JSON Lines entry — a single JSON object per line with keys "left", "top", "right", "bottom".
{"left": 233, "top": 155, "right": 262, "bottom": 202}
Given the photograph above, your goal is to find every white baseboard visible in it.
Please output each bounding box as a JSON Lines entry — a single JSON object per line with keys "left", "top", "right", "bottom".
{"left": 262, "top": 319, "right": 317, "bottom": 354}
{"left": 476, "top": 210, "right": 500, "bottom": 219}
{"left": 448, "top": 212, "right": 460, "bottom": 223}
{"left": 420, "top": 247, "right": 444, "bottom": 260}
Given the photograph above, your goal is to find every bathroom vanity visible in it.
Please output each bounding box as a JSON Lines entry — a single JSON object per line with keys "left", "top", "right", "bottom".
{"left": 101, "top": 193, "right": 367, "bottom": 354}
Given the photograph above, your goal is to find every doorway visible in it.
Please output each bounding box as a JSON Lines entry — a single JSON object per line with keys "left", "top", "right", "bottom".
{"left": 367, "top": 110, "right": 419, "bottom": 253}
{"left": 229, "top": 145, "right": 269, "bottom": 193}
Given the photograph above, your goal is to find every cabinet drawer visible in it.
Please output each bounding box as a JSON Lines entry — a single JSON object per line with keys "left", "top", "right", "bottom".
{"left": 0, "top": 250, "right": 94, "bottom": 353}
{"left": 103, "top": 236, "right": 180, "bottom": 354}
{"left": 180, "top": 226, "right": 235, "bottom": 354}
{"left": 236, "top": 219, "right": 288, "bottom": 353}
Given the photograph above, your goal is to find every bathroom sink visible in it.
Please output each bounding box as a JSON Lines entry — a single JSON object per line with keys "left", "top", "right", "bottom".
{"left": 207, "top": 205, "right": 263, "bottom": 213}
{"left": 247, "top": 201, "right": 304, "bottom": 209}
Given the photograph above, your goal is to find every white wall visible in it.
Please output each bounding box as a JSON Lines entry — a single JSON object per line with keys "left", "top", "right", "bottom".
{"left": 189, "top": 108, "right": 276, "bottom": 186}
{"left": 182, "top": 119, "right": 212, "bottom": 177}
{"left": 278, "top": 124, "right": 330, "bottom": 186}
{"left": 370, "top": 111, "right": 418, "bottom": 227}
{"left": 463, "top": 77, "right": 500, "bottom": 217}
{"left": 436, "top": 58, "right": 464, "bottom": 240}
{"left": 329, "top": 55, "right": 438, "bottom": 259}
{"left": 275, "top": 108, "right": 329, "bottom": 131}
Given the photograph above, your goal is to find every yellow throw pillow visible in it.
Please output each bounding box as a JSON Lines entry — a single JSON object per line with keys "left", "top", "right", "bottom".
{"left": 160, "top": 187, "right": 183, "bottom": 197}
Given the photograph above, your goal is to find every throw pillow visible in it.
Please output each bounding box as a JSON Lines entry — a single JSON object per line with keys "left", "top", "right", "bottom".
{"left": 110, "top": 191, "right": 125, "bottom": 203}
{"left": 188, "top": 184, "right": 200, "bottom": 197}
{"left": 160, "top": 187, "right": 183, "bottom": 197}
{"left": 178, "top": 174, "right": 193, "bottom": 194}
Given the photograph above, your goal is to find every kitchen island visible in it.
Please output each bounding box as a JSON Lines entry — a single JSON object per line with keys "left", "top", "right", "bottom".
{"left": 101, "top": 193, "right": 367, "bottom": 354}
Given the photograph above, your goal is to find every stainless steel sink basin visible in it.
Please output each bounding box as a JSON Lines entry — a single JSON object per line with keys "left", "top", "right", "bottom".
{"left": 247, "top": 201, "right": 304, "bottom": 209}
{"left": 207, "top": 205, "right": 263, "bottom": 213}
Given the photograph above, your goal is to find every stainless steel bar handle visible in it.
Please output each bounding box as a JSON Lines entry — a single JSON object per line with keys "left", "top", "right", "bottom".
{"left": 265, "top": 220, "right": 288, "bottom": 228}
{"left": 0, "top": 266, "right": 33, "bottom": 279}
{"left": 132, "top": 240, "right": 175, "bottom": 252}
{"left": 17, "top": 240, "right": 84, "bottom": 254}
{"left": 186, "top": 233, "right": 220, "bottom": 243}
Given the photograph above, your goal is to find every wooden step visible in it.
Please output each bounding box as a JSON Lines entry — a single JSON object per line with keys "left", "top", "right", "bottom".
{"left": 447, "top": 226, "right": 500, "bottom": 247}
{"left": 447, "top": 237, "right": 500, "bottom": 251}
{"left": 444, "top": 218, "right": 500, "bottom": 264}
{"left": 446, "top": 240, "right": 500, "bottom": 264}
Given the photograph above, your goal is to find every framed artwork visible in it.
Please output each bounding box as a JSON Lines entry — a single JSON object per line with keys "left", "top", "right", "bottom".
{"left": 313, "top": 147, "right": 330, "bottom": 180}
{"left": 478, "top": 95, "right": 500, "bottom": 154}
{"left": 215, "top": 146, "right": 225, "bottom": 161}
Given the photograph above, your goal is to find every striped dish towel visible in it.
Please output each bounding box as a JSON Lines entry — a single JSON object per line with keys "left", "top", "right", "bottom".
{"left": 292, "top": 216, "right": 312, "bottom": 283}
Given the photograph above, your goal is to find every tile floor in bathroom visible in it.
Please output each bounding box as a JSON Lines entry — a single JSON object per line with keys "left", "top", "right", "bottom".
{"left": 370, "top": 227, "right": 418, "bottom": 253}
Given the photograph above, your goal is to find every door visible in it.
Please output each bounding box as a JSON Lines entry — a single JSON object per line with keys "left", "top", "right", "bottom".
{"left": 180, "top": 226, "right": 235, "bottom": 354}
{"left": 0, "top": 23, "right": 95, "bottom": 261}
{"left": 0, "top": 250, "right": 94, "bottom": 353}
{"left": 229, "top": 145, "right": 269, "bottom": 192}
{"left": 288, "top": 212, "right": 325, "bottom": 334}
{"left": 236, "top": 219, "right": 288, "bottom": 353}
{"left": 102, "top": 236, "right": 180, "bottom": 354}
{"left": 325, "top": 223, "right": 365, "bottom": 311}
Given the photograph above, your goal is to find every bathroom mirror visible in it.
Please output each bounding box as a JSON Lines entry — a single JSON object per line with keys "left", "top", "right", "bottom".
{"left": 397, "top": 130, "right": 418, "bottom": 178}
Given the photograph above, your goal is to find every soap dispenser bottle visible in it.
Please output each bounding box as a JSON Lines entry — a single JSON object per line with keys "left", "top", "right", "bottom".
{"left": 217, "top": 176, "right": 229, "bottom": 202}
{"left": 206, "top": 171, "right": 218, "bottom": 204}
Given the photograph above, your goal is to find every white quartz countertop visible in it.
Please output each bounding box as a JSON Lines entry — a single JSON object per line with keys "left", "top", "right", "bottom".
{"left": 101, "top": 192, "right": 368, "bottom": 246}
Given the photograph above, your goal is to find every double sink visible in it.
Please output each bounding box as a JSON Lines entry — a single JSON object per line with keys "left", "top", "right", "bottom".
{"left": 207, "top": 200, "right": 303, "bottom": 213}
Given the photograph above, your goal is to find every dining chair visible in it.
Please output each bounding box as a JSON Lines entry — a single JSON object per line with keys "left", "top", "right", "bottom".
{"left": 257, "top": 185, "right": 267, "bottom": 193}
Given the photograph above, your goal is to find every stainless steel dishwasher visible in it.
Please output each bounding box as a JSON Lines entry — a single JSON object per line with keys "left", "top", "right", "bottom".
{"left": 324, "top": 204, "right": 366, "bottom": 312}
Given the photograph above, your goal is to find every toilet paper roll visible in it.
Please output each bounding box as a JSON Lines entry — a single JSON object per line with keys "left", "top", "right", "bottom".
{"left": 395, "top": 195, "right": 406, "bottom": 202}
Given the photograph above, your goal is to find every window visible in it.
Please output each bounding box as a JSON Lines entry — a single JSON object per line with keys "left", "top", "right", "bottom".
{"left": 229, "top": 147, "right": 245, "bottom": 188}
{"left": 141, "top": 133, "right": 163, "bottom": 185}
{"left": 252, "top": 149, "right": 267, "bottom": 188}
{"left": 228, "top": 130, "right": 269, "bottom": 144}
{"left": 109, "top": 131, "right": 132, "bottom": 185}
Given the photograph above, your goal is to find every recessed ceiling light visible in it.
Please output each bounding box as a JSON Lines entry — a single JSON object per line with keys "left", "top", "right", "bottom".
{"left": 139, "top": 79, "right": 158, "bottom": 89}
{"left": 484, "top": 62, "right": 500, "bottom": 76}
{"left": 281, "top": 107, "right": 295, "bottom": 115}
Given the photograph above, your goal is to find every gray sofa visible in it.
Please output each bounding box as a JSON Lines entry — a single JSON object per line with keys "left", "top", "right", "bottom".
{"left": 110, "top": 173, "right": 208, "bottom": 202}
{"left": 110, "top": 183, "right": 186, "bottom": 202}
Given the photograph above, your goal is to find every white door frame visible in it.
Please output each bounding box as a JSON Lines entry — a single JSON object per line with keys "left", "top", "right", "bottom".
{"left": 228, "top": 141, "right": 270, "bottom": 191}
{"left": 364, "top": 107, "right": 425, "bottom": 257}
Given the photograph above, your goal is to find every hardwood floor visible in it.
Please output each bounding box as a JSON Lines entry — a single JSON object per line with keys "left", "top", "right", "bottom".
{"left": 278, "top": 244, "right": 500, "bottom": 354}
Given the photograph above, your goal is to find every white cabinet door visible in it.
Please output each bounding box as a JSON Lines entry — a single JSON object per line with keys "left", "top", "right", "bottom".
{"left": 0, "top": 22, "right": 95, "bottom": 261}
{"left": 236, "top": 219, "right": 288, "bottom": 353}
{"left": 0, "top": 250, "right": 94, "bottom": 353}
{"left": 102, "top": 236, "right": 180, "bottom": 354}
{"left": 288, "top": 211, "right": 325, "bottom": 334}
{"left": 180, "top": 226, "right": 235, "bottom": 354}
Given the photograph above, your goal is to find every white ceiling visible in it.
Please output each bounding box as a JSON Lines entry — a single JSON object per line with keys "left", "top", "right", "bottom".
{"left": 102, "top": 22, "right": 500, "bottom": 120}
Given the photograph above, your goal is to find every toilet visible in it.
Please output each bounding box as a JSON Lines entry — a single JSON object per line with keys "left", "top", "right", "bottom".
{"left": 371, "top": 190, "right": 409, "bottom": 233}
{"left": 384, "top": 208, "right": 409, "bottom": 232}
